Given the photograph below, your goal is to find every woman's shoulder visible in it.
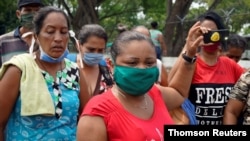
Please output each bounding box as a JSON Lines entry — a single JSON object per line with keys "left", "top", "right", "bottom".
{"left": 219, "top": 56, "right": 244, "bottom": 69}
{"left": 82, "top": 90, "right": 118, "bottom": 116}
{"left": 148, "top": 85, "right": 162, "bottom": 99}
{"left": 65, "top": 57, "right": 79, "bottom": 69}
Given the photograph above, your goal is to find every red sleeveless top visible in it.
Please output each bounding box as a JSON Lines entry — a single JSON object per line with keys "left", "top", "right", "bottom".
{"left": 82, "top": 85, "right": 174, "bottom": 141}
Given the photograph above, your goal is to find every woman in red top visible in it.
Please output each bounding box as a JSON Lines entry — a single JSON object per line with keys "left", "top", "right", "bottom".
{"left": 169, "top": 11, "right": 244, "bottom": 125}
{"left": 77, "top": 22, "right": 206, "bottom": 141}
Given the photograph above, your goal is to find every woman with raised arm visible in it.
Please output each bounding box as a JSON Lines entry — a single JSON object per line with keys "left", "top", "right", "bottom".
{"left": 77, "top": 21, "right": 206, "bottom": 141}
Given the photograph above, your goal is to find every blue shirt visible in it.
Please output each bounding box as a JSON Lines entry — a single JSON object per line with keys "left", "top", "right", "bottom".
{"left": 5, "top": 59, "right": 80, "bottom": 141}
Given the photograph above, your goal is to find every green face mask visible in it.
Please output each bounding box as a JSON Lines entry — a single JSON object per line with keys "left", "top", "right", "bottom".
{"left": 114, "top": 65, "right": 159, "bottom": 96}
{"left": 20, "top": 13, "right": 34, "bottom": 30}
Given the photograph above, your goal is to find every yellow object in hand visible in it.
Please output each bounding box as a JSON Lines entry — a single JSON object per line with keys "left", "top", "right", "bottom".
{"left": 210, "top": 32, "right": 220, "bottom": 42}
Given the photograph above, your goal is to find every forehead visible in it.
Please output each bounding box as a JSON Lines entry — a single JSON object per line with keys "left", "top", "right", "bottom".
{"left": 227, "top": 47, "right": 244, "bottom": 54}
{"left": 201, "top": 19, "right": 218, "bottom": 30}
{"left": 118, "top": 40, "right": 155, "bottom": 57}
{"left": 86, "top": 35, "right": 106, "bottom": 43}
{"left": 42, "top": 12, "right": 68, "bottom": 28}
{"left": 84, "top": 36, "right": 106, "bottom": 48}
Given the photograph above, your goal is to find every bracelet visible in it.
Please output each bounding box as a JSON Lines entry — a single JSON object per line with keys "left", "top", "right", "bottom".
{"left": 182, "top": 51, "right": 196, "bottom": 63}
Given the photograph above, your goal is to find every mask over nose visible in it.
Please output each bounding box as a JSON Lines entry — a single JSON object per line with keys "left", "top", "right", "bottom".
{"left": 83, "top": 53, "right": 104, "bottom": 66}
{"left": 20, "top": 13, "right": 35, "bottom": 30}
{"left": 114, "top": 65, "right": 159, "bottom": 96}
{"left": 202, "top": 42, "right": 220, "bottom": 53}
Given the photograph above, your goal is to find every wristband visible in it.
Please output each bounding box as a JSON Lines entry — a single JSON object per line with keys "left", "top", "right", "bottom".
{"left": 182, "top": 51, "right": 196, "bottom": 63}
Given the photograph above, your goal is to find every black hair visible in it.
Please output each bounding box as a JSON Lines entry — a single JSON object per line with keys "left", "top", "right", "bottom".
{"left": 198, "top": 11, "right": 226, "bottom": 30}
{"left": 227, "top": 34, "right": 248, "bottom": 52}
{"left": 33, "top": 6, "right": 70, "bottom": 35}
{"left": 110, "top": 31, "right": 155, "bottom": 63}
{"left": 78, "top": 24, "right": 108, "bottom": 45}
{"left": 198, "top": 11, "right": 228, "bottom": 49}
{"left": 151, "top": 21, "right": 158, "bottom": 29}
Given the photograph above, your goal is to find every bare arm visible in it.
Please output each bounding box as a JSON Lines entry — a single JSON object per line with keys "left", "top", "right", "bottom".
{"left": 77, "top": 116, "right": 107, "bottom": 141}
{"left": 223, "top": 72, "right": 249, "bottom": 124}
{"left": 0, "top": 66, "right": 21, "bottom": 141}
{"left": 78, "top": 69, "right": 91, "bottom": 116}
{"left": 223, "top": 99, "right": 245, "bottom": 125}
{"left": 160, "top": 21, "right": 204, "bottom": 109}
{"left": 158, "top": 86, "right": 185, "bottom": 110}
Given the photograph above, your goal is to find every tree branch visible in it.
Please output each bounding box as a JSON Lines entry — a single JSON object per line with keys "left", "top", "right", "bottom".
{"left": 99, "top": 9, "right": 142, "bottom": 21}
{"left": 59, "top": 0, "right": 74, "bottom": 20}
{"left": 208, "top": 0, "right": 222, "bottom": 11}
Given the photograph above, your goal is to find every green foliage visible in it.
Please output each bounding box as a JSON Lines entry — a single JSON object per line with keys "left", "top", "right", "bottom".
{"left": 142, "top": 0, "right": 166, "bottom": 30}
{"left": 217, "top": 0, "right": 250, "bottom": 34}
{"left": 186, "top": 0, "right": 250, "bottom": 35}
{"left": 99, "top": 0, "right": 144, "bottom": 42}
{"left": 99, "top": 0, "right": 167, "bottom": 42}
{"left": 1, "top": 0, "right": 250, "bottom": 40}
{"left": 0, "top": 0, "right": 18, "bottom": 33}
{"left": 0, "top": 0, "right": 52, "bottom": 34}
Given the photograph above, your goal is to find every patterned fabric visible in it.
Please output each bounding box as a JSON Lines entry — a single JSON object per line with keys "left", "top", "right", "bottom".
{"left": 0, "top": 26, "right": 29, "bottom": 67}
{"left": 53, "top": 82, "right": 63, "bottom": 118}
{"left": 228, "top": 70, "right": 250, "bottom": 125}
{"left": 5, "top": 59, "right": 81, "bottom": 140}
{"left": 66, "top": 53, "right": 113, "bottom": 95}
{"left": 98, "top": 68, "right": 113, "bottom": 95}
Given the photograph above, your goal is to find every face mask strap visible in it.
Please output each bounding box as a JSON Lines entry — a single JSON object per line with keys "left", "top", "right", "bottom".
{"left": 69, "top": 30, "right": 83, "bottom": 68}
{"left": 22, "top": 32, "right": 35, "bottom": 57}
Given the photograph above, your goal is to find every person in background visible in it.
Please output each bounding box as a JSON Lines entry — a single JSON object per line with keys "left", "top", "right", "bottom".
{"left": 0, "top": 6, "right": 90, "bottom": 140}
{"left": 222, "top": 34, "right": 248, "bottom": 125}
{"left": 168, "top": 11, "right": 244, "bottom": 125}
{"left": 67, "top": 24, "right": 113, "bottom": 96}
{"left": 131, "top": 25, "right": 197, "bottom": 125}
{"left": 131, "top": 25, "right": 168, "bottom": 86}
{"left": 76, "top": 21, "right": 207, "bottom": 140}
{"left": 224, "top": 34, "right": 248, "bottom": 63}
{"left": 117, "top": 23, "right": 128, "bottom": 34}
{"left": 223, "top": 66, "right": 250, "bottom": 125}
{"left": 149, "top": 21, "right": 167, "bottom": 60}
{"left": 105, "top": 23, "right": 128, "bottom": 51}
{"left": 0, "top": 0, "right": 44, "bottom": 67}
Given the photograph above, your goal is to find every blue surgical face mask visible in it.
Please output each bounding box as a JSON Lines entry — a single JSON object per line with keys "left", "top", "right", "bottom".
{"left": 39, "top": 46, "right": 69, "bottom": 63}
{"left": 83, "top": 53, "right": 104, "bottom": 66}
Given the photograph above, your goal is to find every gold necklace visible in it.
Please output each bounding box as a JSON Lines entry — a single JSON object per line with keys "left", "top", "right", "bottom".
{"left": 116, "top": 87, "right": 148, "bottom": 110}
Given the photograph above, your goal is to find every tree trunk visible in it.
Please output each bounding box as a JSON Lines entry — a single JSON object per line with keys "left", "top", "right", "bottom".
{"left": 164, "top": 0, "right": 193, "bottom": 56}
{"left": 72, "top": 0, "right": 99, "bottom": 32}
